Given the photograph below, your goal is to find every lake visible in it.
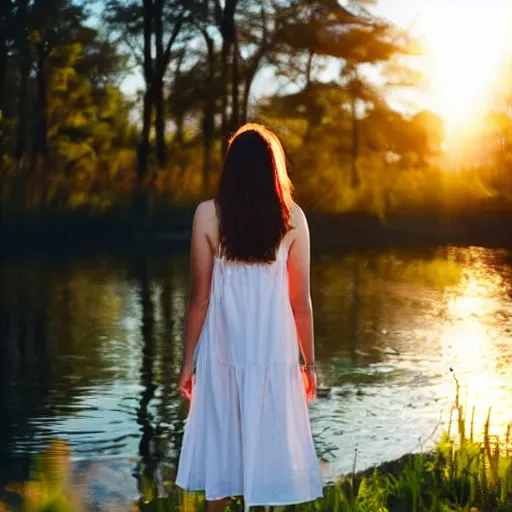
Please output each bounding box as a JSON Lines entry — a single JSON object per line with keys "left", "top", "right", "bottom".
{"left": 1, "top": 245, "right": 511, "bottom": 500}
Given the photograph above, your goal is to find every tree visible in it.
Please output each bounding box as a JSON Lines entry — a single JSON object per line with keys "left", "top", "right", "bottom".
{"left": 106, "top": 0, "right": 188, "bottom": 223}
{"left": 0, "top": 0, "right": 12, "bottom": 150}
{"left": 188, "top": 1, "right": 217, "bottom": 193}
{"left": 263, "top": 0, "right": 410, "bottom": 187}
{"left": 30, "top": 0, "right": 88, "bottom": 161}
{"left": 15, "top": 0, "right": 30, "bottom": 161}
{"left": 105, "top": 0, "right": 187, "bottom": 168}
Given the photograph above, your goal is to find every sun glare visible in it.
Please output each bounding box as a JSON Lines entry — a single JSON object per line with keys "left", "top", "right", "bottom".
{"left": 420, "top": 5, "right": 512, "bottom": 138}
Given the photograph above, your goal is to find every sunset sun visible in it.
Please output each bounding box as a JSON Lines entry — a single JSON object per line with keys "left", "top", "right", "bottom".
{"left": 420, "top": 7, "right": 511, "bottom": 136}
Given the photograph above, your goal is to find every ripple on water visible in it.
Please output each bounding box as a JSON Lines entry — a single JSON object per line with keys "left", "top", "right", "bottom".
{"left": 0, "top": 246, "right": 510, "bottom": 485}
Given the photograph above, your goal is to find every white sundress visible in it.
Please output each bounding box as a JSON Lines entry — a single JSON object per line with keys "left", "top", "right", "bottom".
{"left": 175, "top": 239, "right": 323, "bottom": 508}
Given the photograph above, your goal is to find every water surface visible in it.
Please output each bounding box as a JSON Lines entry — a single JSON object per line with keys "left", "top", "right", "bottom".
{"left": 0, "top": 245, "right": 511, "bottom": 492}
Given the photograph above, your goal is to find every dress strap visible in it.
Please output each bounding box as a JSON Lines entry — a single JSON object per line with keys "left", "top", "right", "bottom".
{"left": 276, "top": 235, "right": 290, "bottom": 262}
{"left": 216, "top": 242, "right": 223, "bottom": 260}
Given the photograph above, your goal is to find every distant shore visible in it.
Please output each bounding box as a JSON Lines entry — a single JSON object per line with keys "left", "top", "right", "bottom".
{"left": 2, "top": 208, "right": 512, "bottom": 256}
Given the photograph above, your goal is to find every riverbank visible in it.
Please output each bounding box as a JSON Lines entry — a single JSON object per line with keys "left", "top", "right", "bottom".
{"left": 3, "top": 206, "right": 512, "bottom": 257}
{"left": 140, "top": 434, "right": 512, "bottom": 511}
{"left": 3, "top": 431, "right": 510, "bottom": 512}
{"left": 2, "top": 374, "right": 511, "bottom": 511}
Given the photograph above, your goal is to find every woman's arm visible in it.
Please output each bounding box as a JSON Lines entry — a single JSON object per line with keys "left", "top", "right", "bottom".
{"left": 179, "top": 202, "right": 215, "bottom": 396}
{"left": 288, "top": 205, "right": 315, "bottom": 367}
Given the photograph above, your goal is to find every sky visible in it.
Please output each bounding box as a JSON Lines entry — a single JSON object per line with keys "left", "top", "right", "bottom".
{"left": 376, "top": 0, "right": 512, "bottom": 124}
{"left": 375, "top": 0, "right": 511, "bottom": 34}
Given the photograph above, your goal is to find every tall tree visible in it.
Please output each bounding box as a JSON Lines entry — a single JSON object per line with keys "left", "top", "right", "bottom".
{"left": 269, "top": 0, "right": 407, "bottom": 187}
{"left": 188, "top": 0, "right": 219, "bottom": 193}
{"left": 106, "top": 0, "right": 186, "bottom": 222}
{"left": 0, "top": 1, "right": 11, "bottom": 134}
{"left": 15, "top": 0, "right": 30, "bottom": 161}
{"left": 214, "top": 0, "right": 237, "bottom": 154}
{"left": 152, "top": 0, "right": 185, "bottom": 168}
{"left": 201, "top": 30, "right": 216, "bottom": 193}
{"left": 236, "top": 0, "right": 288, "bottom": 125}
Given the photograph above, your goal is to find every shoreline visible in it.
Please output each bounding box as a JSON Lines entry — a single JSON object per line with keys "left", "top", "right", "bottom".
{"left": 0, "top": 450, "right": 429, "bottom": 511}
{"left": 3, "top": 211, "right": 512, "bottom": 257}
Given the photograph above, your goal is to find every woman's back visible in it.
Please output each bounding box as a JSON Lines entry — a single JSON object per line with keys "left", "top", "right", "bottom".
{"left": 202, "top": 212, "right": 298, "bottom": 366}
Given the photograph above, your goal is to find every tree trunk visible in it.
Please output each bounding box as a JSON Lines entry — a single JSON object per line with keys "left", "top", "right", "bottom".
{"left": 172, "top": 49, "right": 185, "bottom": 149}
{"left": 202, "top": 32, "right": 215, "bottom": 196}
{"left": 0, "top": 28, "right": 6, "bottom": 118}
{"left": 153, "top": 0, "right": 166, "bottom": 168}
{"left": 241, "top": 80, "right": 250, "bottom": 125}
{"left": 219, "top": 37, "right": 230, "bottom": 158}
{"left": 15, "top": 58, "right": 29, "bottom": 161}
{"left": 136, "top": 0, "right": 154, "bottom": 222}
{"left": 0, "top": 20, "right": 8, "bottom": 151}
{"left": 15, "top": 0, "right": 29, "bottom": 161}
{"left": 154, "top": 76, "right": 166, "bottom": 168}
{"left": 230, "top": 27, "right": 240, "bottom": 132}
{"left": 240, "top": 63, "right": 260, "bottom": 125}
{"left": 32, "top": 45, "right": 48, "bottom": 160}
{"left": 0, "top": 0, "right": 11, "bottom": 119}
{"left": 304, "top": 51, "right": 314, "bottom": 144}
{"left": 350, "top": 88, "right": 360, "bottom": 189}
{"left": 219, "top": 0, "right": 237, "bottom": 158}
{"left": 306, "top": 50, "right": 313, "bottom": 89}
{"left": 239, "top": 9, "right": 270, "bottom": 124}
{"left": 138, "top": 91, "right": 152, "bottom": 185}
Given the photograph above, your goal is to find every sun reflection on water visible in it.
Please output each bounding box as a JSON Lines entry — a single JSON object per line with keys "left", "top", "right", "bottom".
{"left": 440, "top": 250, "right": 512, "bottom": 438}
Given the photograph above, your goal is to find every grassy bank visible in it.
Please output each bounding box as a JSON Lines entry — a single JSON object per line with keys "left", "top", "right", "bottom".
{"left": 131, "top": 382, "right": 512, "bottom": 512}
{"left": 139, "top": 430, "right": 512, "bottom": 511}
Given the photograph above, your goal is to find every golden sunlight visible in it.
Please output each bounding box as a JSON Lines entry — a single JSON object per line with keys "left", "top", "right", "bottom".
{"left": 439, "top": 254, "right": 511, "bottom": 437}
{"left": 420, "top": 5, "right": 512, "bottom": 137}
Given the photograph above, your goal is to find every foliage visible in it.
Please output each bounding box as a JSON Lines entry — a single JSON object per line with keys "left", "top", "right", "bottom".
{"left": 0, "top": 0, "right": 512, "bottom": 228}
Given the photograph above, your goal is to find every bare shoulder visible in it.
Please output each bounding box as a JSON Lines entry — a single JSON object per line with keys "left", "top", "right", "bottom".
{"left": 291, "top": 202, "right": 309, "bottom": 233}
{"left": 194, "top": 199, "right": 219, "bottom": 247}
{"left": 195, "top": 199, "right": 216, "bottom": 219}
{"left": 194, "top": 199, "right": 217, "bottom": 228}
{"left": 287, "top": 202, "right": 309, "bottom": 250}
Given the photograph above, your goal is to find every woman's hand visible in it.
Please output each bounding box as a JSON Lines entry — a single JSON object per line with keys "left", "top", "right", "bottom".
{"left": 179, "top": 363, "right": 193, "bottom": 401}
{"left": 302, "top": 367, "right": 317, "bottom": 401}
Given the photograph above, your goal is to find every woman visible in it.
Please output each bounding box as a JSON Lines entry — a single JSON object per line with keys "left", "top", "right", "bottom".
{"left": 176, "top": 124, "right": 323, "bottom": 511}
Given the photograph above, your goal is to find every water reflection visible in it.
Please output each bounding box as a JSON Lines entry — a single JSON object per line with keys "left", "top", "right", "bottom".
{"left": 0, "top": 246, "right": 510, "bottom": 489}
{"left": 136, "top": 253, "right": 158, "bottom": 499}
{"left": 439, "top": 247, "right": 512, "bottom": 436}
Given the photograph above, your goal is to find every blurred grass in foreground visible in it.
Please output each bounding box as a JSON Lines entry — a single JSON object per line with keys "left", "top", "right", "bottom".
{"left": 2, "top": 381, "right": 512, "bottom": 512}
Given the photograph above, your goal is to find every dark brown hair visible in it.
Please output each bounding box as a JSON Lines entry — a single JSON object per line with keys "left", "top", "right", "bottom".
{"left": 216, "top": 123, "right": 293, "bottom": 262}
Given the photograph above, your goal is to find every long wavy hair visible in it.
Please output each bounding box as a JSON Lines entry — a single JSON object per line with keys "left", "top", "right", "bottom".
{"left": 216, "top": 123, "right": 293, "bottom": 263}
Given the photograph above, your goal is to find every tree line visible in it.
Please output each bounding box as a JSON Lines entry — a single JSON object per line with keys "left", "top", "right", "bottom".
{"left": 0, "top": 0, "right": 510, "bottom": 225}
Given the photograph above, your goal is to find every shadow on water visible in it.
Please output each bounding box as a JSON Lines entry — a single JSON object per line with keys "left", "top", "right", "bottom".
{"left": 134, "top": 249, "right": 188, "bottom": 502}
{"left": 0, "top": 259, "right": 55, "bottom": 483}
{"left": 135, "top": 251, "right": 159, "bottom": 499}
